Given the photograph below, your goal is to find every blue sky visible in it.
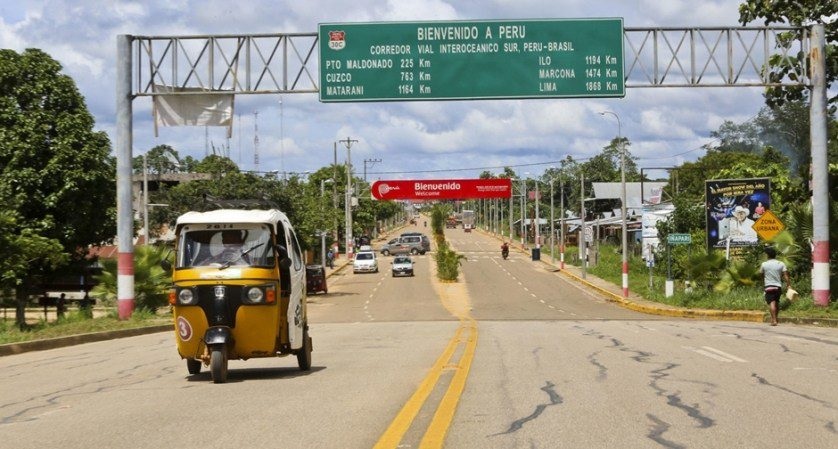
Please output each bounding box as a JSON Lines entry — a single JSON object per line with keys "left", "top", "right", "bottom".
{"left": 0, "top": 0, "right": 796, "bottom": 181}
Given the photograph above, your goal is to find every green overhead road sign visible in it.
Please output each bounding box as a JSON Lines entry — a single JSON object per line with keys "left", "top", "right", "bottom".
{"left": 318, "top": 19, "right": 625, "bottom": 102}
{"left": 667, "top": 233, "right": 692, "bottom": 245}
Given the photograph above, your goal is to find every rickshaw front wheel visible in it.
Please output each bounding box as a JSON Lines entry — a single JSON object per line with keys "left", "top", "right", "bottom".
{"left": 297, "top": 327, "right": 312, "bottom": 371}
{"left": 210, "top": 347, "right": 228, "bottom": 383}
{"left": 186, "top": 359, "right": 202, "bottom": 375}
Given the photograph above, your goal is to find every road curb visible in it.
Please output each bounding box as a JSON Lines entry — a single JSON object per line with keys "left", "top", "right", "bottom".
{"left": 0, "top": 324, "right": 172, "bottom": 357}
{"left": 555, "top": 267, "right": 766, "bottom": 322}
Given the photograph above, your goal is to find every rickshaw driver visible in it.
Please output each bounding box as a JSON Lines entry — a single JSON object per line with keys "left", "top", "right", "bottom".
{"left": 205, "top": 230, "right": 249, "bottom": 265}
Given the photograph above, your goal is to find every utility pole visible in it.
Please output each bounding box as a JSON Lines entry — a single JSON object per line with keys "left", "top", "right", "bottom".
{"left": 363, "top": 158, "right": 382, "bottom": 182}
{"left": 320, "top": 179, "right": 334, "bottom": 267}
{"left": 333, "top": 142, "right": 338, "bottom": 252}
{"left": 509, "top": 178, "right": 514, "bottom": 241}
{"left": 550, "top": 174, "right": 555, "bottom": 265}
{"left": 339, "top": 137, "right": 358, "bottom": 259}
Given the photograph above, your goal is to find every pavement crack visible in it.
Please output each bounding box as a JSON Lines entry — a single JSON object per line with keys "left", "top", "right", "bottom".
{"left": 646, "top": 413, "right": 687, "bottom": 449}
{"left": 587, "top": 351, "right": 608, "bottom": 381}
{"left": 492, "top": 381, "right": 563, "bottom": 436}
{"left": 751, "top": 372, "right": 835, "bottom": 410}
{"left": 649, "top": 363, "right": 715, "bottom": 429}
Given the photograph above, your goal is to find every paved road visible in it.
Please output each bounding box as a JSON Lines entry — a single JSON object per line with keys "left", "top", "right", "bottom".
{"left": 446, "top": 227, "right": 664, "bottom": 321}
{"left": 1, "top": 223, "right": 835, "bottom": 449}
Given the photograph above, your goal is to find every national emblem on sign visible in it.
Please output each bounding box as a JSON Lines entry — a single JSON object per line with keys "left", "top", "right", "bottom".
{"left": 377, "top": 183, "right": 399, "bottom": 197}
{"left": 328, "top": 30, "right": 346, "bottom": 50}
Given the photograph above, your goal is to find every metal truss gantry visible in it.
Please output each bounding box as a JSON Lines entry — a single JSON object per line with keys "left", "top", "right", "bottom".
{"left": 131, "top": 26, "right": 809, "bottom": 95}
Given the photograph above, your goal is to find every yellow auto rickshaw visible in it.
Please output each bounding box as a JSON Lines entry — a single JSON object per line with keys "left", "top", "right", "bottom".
{"left": 163, "top": 209, "right": 311, "bottom": 383}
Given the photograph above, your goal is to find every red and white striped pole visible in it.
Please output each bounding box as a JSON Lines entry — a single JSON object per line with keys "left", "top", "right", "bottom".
{"left": 809, "top": 25, "right": 830, "bottom": 306}
{"left": 116, "top": 35, "right": 135, "bottom": 319}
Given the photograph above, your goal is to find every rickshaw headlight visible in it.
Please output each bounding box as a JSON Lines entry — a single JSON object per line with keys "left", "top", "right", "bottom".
{"left": 245, "top": 287, "right": 264, "bottom": 304}
{"left": 177, "top": 288, "right": 197, "bottom": 305}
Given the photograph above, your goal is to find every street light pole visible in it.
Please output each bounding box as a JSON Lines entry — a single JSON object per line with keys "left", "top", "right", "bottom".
{"left": 320, "top": 179, "right": 334, "bottom": 267}
{"left": 560, "top": 175, "right": 565, "bottom": 270}
{"left": 601, "top": 110, "right": 628, "bottom": 298}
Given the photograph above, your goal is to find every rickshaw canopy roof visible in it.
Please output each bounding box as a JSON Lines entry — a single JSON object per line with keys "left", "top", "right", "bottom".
{"left": 175, "top": 209, "right": 290, "bottom": 234}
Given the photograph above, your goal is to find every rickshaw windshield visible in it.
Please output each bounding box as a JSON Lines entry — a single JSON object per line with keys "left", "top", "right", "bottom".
{"left": 177, "top": 225, "right": 275, "bottom": 269}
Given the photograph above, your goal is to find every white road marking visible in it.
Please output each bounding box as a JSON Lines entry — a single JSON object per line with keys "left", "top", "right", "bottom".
{"left": 701, "top": 346, "right": 748, "bottom": 362}
{"left": 793, "top": 367, "right": 837, "bottom": 373}
{"left": 682, "top": 345, "right": 747, "bottom": 363}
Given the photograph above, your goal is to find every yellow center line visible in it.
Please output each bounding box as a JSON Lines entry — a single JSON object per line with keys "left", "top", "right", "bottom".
{"left": 419, "top": 319, "right": 478, "bottom": 448}
{"left": 372, "top": 326, "right": 465, "bottom": 449}
{"left": 374, "top": 238, "right": 478, "bottom": 449}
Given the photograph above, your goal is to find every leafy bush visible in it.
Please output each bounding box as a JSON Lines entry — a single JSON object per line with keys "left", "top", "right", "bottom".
{"left": 714, "top": 259, "right": 760, "bottom": 293}
{"left": 91, "top": 245, "right": 172, "bottom": 312}
{"left": 435, "top": 240, "right": 465, "bottom": 281}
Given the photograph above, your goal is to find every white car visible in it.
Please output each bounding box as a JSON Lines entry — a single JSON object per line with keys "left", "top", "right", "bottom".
{"left": 353, "top": 251, "right": 378, "bottom": 273}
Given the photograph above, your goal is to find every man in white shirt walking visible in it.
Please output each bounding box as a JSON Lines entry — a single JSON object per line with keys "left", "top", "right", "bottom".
{"left": 759, "top": 246, "right": 790, "bottom": 326}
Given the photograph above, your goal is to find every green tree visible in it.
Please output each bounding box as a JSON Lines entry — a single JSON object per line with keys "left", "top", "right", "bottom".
{"left": 196, "top": 154, "right": 240, "bottom": 175}
{"left": 753, "top": 101, "right": 811, "bottom": 176}
{"left": 0, "top": 49, "right": 116, "bottom": 327}
{"left": 580, "top": 137, "right": 638, "bottom": 215}
{"left": 705, "top": 102, "right": 812, "bottom": 181}
{"left": 715, "top": 149, "right": 803, "bottom": 210}
{"left": 133, "top": 144, "right": 181, "bottom": 175}
{"left": 667, "top": 151, "right": 765, "bottom": 203}
{"left": 705, "top": 120, "right": 762, "bottom": 153}
{"left": 738, "top": 0, "right": 837, "bottom": 109}
{"left": 0, "top": 208, "right": 67, "bottom": 296}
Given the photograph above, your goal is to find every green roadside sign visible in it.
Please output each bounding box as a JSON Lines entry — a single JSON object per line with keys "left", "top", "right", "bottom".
{"left": 667, "top": 233, "right": 692, "bottom": 245}
{"left": 318, "top": 19, "right": 625, "bottom": 102}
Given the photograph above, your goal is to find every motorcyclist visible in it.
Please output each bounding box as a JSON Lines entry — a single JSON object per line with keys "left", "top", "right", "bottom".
{"left": 501, "top": 242, "right": 509, "bottom": 259}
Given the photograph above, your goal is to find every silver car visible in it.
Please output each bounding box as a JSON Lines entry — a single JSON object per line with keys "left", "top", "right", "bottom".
{"left": 379, "top": 234, "right": 430, "bottom": 256}
{"left": 391, "top": 256, "right": 414, "bottom": 277}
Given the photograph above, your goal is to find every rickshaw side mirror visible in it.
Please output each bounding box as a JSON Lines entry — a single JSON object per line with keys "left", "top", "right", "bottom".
{"left": 276, "top": 244, "right": 292, "bottom": 269}
{"left": 160, "top": 259, "right": 172, "bottom": 272}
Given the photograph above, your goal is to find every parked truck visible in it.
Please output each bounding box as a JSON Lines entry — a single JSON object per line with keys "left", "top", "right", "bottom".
{"left": 462, "top": 209, "right": 475, "bottom": 232}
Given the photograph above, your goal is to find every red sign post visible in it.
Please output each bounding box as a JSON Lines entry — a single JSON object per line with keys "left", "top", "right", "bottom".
{"left": 370, "top": 179, "right": 512, "bottom": 200}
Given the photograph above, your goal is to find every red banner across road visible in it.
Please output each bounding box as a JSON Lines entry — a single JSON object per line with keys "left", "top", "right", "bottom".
{"left": 370, "top": 178, "right": 512, "bottom": 200}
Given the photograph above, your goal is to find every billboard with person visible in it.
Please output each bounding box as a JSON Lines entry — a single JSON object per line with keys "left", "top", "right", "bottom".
{"left": 705, "top": 178, "right": 771, "bottom": 251}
